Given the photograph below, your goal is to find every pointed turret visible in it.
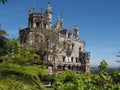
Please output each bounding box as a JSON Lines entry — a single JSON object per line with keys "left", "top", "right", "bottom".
{"left": 60, "top": 15, "right": 64, "bottom": 28}
{"left": 56, "top": 15, "right": 64, "bottom": 30}
{"left": 28, "top": 9, "right": 32, "bottom": 15}
{"left": 45, "top": 1, "right": 52, "bottom": 14}
{"left": 57, "top": 16, "right": 60, "bottom": 23}
{"left": 56, "top": 16, "right": 61, "bottom": 30}
{"left": 73, "top": 25, "right": 79, "bottom": 39}
{"left": 45, "top": 1, "right": 52, "bottom": 29}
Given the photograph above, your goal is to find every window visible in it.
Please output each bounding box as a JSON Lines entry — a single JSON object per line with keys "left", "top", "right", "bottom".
{"left": 44, "top": 23, "right": 46, "bottom": 28}
{"left": 71, "top": 57, "right": 73, "bottom": 62}
{"left": 68, "top": 33, "right": 71, "bottom": 38}
{"left": 72, "top": 43, "right": 74, "bottom": 50}
{"left": 68, "top": 66, "right": 71, "bottom": 69}
{"left": 36, "top": 22, "right": 40, "bottom": 27}
{"left": 23, "top": 36, "right": 26, "bottom": 43}
{"left": 63, "top": 56, "right": 66, "bottom": 62}
{"left": 40, "top": 36, "right": 43, "bottom": 42}
{"left": 76, "top": 58, "right": 79, "bottom": 63}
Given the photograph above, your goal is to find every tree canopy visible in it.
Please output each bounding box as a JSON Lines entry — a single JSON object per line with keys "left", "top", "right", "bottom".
{"left": 99, "top": 60, "right": 108, "bottom": 71}
{"left": 0, "top": 0, "right": 7, "bottom": 4}
{"left": 0, "top": 30, "right": 9, "bottom": 56}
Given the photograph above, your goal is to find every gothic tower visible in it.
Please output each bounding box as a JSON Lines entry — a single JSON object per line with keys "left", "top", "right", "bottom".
{"left": 27, "top": 2, "right": 52, "bottom": 29}
{"left": 45, "top": 1, "right": 52, "bottom": 29}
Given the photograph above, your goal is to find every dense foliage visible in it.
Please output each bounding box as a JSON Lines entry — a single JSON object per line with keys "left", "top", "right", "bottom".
{"left": 0, "top": 64, "right": 48, "bottom": 90}
{"left": 0, "top": 35, "right": 48, "bottom": 89}
{"left": 54, "top": 70, "right": 120, "bottom": 90}
{"left": 0, "top": 30, "right": 9, "bottom": 56}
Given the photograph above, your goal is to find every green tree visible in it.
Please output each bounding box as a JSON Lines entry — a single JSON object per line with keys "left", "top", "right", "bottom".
{"left": 1, "top": 40, "right": 41, "bottom": 65}
{"left": 54, "top": 70, "right": 77, "bottom": 90}
{"left": 97, "top": 60, "right": 115, "bottom": 89}
{"left": 0, "top": 40, "right": 48, "bottom": 89}
{"left": 54, "top": 70, "right": 98, "bottom": 90}
{"left": 112, "top": 70, "right": 120, "bottom": 83}
{"left": 99, "top": 60, "right": 108, "bottom": 71}
{"left": 0, "top": 30, "right": 9, "bottom": 56}
{"left": 0, "top": 0, "right": 7, "bottom": 4}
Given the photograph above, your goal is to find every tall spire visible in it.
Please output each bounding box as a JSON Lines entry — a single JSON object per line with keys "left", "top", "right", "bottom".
{"left": 48, "top": 0, "right": 50, "bottom": 4}
{"left": 60, "top": 10, "right": 64, "bottom": 28}
{"left": 56, "top": 16, "right": 63, "bottom": 30}
{"left": 46, "top": 0, "right": 52, "bottom": 13}
{"left": 48, "top": 0, "right": 51, "bottom": 6}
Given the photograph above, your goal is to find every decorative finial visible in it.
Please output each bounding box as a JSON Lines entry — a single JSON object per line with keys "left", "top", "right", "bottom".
{"left": 61, "top": 10, "right": 64, "bottom": 23}
{"left": 57, "top": 16, "right": 60, "bottom": 22}
{"left": 47, "top": 0, "right": 52, "bottom": 8}
{"left": 60, "top": 10, "right": 64, "bottom": 28}
{"left": 41, "top": 6, "right": 44, "bottom": 14}
{"left": 48, "top": 0, "right": 50, "bottom": 5}
{"left": 33, "top": 5, "right": 36, "bottom": 13}
{"left": 29, "top": 9, "right": 32, "bottom": 14}
{"left": 0, "top": 23, "right": 1, "bottom": 30}
{"left": 19, "top": 27, "right": 21, "bottom": 30}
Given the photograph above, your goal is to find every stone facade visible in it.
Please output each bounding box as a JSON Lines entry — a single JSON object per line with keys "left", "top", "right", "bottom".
{"left": 19, "top": 2, "right": 90, "bottom": 74}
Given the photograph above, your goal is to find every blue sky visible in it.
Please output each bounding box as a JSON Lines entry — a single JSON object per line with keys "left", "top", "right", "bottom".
{"left": 0, "top": 0, "right": 120, "bottom": 67}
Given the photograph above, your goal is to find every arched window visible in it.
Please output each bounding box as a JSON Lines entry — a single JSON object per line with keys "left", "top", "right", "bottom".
{"left": 36, "top": 22, "right": 40, "bottom": 27}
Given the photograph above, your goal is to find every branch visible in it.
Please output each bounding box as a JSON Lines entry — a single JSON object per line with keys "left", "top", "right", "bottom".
{"left": 0, "top": 0, "right": 7, "bottom": 4}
